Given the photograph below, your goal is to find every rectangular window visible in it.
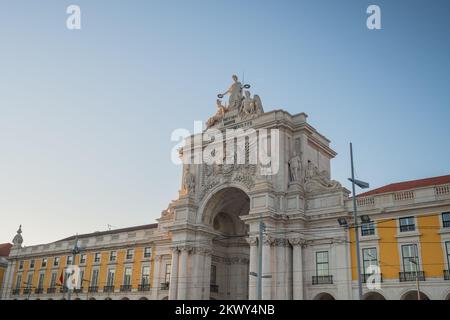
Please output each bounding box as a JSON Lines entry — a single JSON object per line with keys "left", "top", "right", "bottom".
{"left": 53, "top": 257, "right": 60, "bottom": 266}
{"left": 141, "top": 266, "right": 150, "bottom": 285}
{"left": 123, "top": 267, "right": 132, "bottom": 285}
{"left": 399, "top": 217, "right": 415, "bottom": 232}
{"left": 50, "top": 272, "right": 57, "bottom": 288}
{"left": 164, "top": 264, "right": 171, "bottom": 283}
{"left": 66, "top": 255, "right": 73, "bottom": 265}
{"left": 210, "top": 265, "right": 217, "bottom": 285}
{"left": 91, "top": 269, "right": 99, "bottom": 286}
{"left": 106, "top": 269, "right": 115, "bottom": 286}
{"left": 362, "top": 248, "right": 378, "bottom": 274}
{"left": 126, "top": 249, "right": 134, "bottom": 260}
{"left": 19, "top": 261, "right": 24, "bottom": 270}
{"left": 37, "top": 273, "right": 45, "bottom": 289}
{"left": 78, "top": 270, "right": 84, "bottom": 289}
{"left": 42, "top": 258, "right": 48, "bottom": 268}
{"left": 94, "top": 252, "right": 101, "bottom": 263}
{"left": 144, "top": 247, "right": 151, "bottom": 258}
{"left": 15, "top": 274, "right": 22, "bottom": 290}
{"left": 446, "top": 241, "right": 450, "bottom": 270}
{"left": 109, "top": 251, "right": 117, "bottom": 262}
{"left": 402, "top": 244, "right": 420, "bottom": 272}
{"left": 26, "top": 273, "right": 33, "bottom": 288}
{"left": 29, "top": 259, "right": 35, "bottom": 269}
{"left": 80, "top": 254, "right": 86, "bottom": 264}
{"left": 316, "top": 251, "right": 329, "bottom": 276}
{"left": 442, "top": 212, "right": 450, "bottom": 228}
{"left": 361, "top": 222, "right": 375, "bottom": 236}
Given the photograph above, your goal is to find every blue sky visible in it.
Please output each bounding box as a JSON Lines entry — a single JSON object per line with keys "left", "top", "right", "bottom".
{"left": 0, "top": 0, "right": 449, "bottom": 245}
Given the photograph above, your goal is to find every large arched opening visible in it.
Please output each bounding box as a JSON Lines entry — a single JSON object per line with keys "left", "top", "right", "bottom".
{"left": 313, "top": 292, "right": 335, "bottom": 300}
{"left": 401, "top": 291, "right": 430, "bottom": 300}
{"left": 203, "top": 187, "right": 250, "bottom": 300}
{"left": 362, "top": 292, "right": 386, "bottom": 300}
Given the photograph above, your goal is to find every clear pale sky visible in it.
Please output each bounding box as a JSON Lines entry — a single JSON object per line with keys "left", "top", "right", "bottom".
{"left": 1, "top": 0, "right": 449, "bottom": 245}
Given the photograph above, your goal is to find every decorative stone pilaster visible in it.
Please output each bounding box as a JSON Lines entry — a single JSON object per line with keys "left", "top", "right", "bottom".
{"left": 168, "top": 247, "right": 180, "bottom": 300}
{"left": 262, "top": 235, "right": 274, "bottom": 299}
{"left": 246, "top": 237, "right": 258, "bottom": 300}
{"left": 177, "top": 245, "right": 193, "bottom": 300}
{"left": 151, "top": 255, "right": 162, "bottom": 300}
{"left": 289, "top": 238, "right": 305, "bottom": 300}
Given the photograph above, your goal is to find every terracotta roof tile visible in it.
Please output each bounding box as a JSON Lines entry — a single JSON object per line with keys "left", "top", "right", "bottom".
{"left": 357, "top": 174, "right": 450, "bottom": 197}
{"left": 0, "top": 243, "right": 12, "bottom": 257}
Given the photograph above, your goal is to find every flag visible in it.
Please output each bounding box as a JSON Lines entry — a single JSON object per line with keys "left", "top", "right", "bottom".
{"left": 58, "top": 272, "right": 64, "bottom": 286}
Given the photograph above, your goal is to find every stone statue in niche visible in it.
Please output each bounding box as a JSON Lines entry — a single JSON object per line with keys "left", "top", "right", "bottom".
{"left": 206, "top": 99, "right": 228, "bottom": 128}
{"left": 288, "top": 151, "right": 302, "bottom": 182}
{"left": 183, "top": 166, "right": 195, "bottom": 194}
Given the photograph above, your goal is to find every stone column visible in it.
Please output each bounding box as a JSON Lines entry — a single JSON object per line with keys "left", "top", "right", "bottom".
{"left": 168, "top": 247, "right": 179, "bottom": 300}
{"left": 151, "top": 256, "right": 161, "bottom": 300}
{"left": 1, "top": 260, "right": 16, "bottom": 300}
{"left": 202, "top": 249, "right": 212, "bottom": 300}
{"left": 246, "top": 237, "right": 258, "bottom": 300}
{"left": 262, "top": 235, "right": 273, "bottom": 299}
{"left": 290, "top": 238, "right": 304, "bottom": 300}
{"left": 177, "top": 246, "right": 190, "bottom": 300}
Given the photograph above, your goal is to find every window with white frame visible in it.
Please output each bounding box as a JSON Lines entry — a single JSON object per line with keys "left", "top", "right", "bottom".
{"left": 164, "top": 264, "right": 171, "bottom": 283}
{"left": 53, "top": 256, "right": 60, "bottom": 266}
{"left": 445, "top": 241, "right": 450, "bottom": 270}
{"left": 399, "top": 217, "right": 415, "bottom": 232}
{"left": 91, "top": 269, "right": 99, "bottom": 286}
{"left": 29, "top": 259, "right": 35, "bottom": 269}
{"left": 141, "top": 266, "right": 150, "bottom": 285}
{"left": 94, "top": 252, "right": 101, "bottom": 263}
{"left": 19, "top": 260, "right": 24, "bottom": 270}
{"left": 50, "top": 272, "right": 57, "bottom": 288}
{"left": 106, "top": 269, "right": 115, "bottom": 286}
{"left": 78, "top": 270, "right": 84, "bottom": 288}
{"left": 67, "top": 255, "right": 73, "bottom": 265}
{"left": 42, "top": 258, "right": 48, "bottom": 268}
{"left": 15, "top": 274, "right": 22, "bottom": 290}
{"left": 26, "top": 273, "right": 33, "bottom": 288}
{"left": 402, "top": 244, "right": 420, "bottom": 272}
{"left": 361, "top": 222, "right": 375, "bottom": 236}
{"left": 123, "top": 267, "right": 132, "bottom": 285}
{"left": 210, "top": 265, "right": 217, "bottom": 285}
{"left": 144, "top": 247, "right": 151, "bottom": 258}
{"left": 442, "top": 212, "right": 450, "bottom": 228}
{"left": 362, "top": 247, "right": 378, "bottom": 274}
{"left": 37, "top": 273, "right": 45, "bottom": 289}
{"left": 315, "top": 251, "right": 329, "bottom": 276}
{"left": 126, "top": 249, "right": 134, "bottom": 260}
{"left": 80, "top": 254, "right": 86, "bottom": 264}
{"left": 109, "top": 251, "right": 117, "bottom": 262}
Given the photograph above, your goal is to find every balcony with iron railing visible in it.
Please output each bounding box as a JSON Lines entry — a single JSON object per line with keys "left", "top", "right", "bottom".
{"left": 46, "top": 287, "right": 56, "bottom": 294}
{"left": 312, "top": 275, "right": 333, "bottom": 285}
{"left": 120, "top": 285, "right": 132, "bottom": 292}
{"left": 74, "top": 287, "right": 84, "bottom": 293}
{"left": 103, "top": 285, "right": 115, "bottom": 293}
{"left": 23, "top": 288, "right": 31, "bottom": 295}
{"left": 160, "top": 282, "right": 170, "bottom": 290}
{"left": 88, "top": 286, "right": 98, "bottom": 293}
{"left": 138, "top": 284, "right": 151, "bottom": 291}
{"left": 34, "top": 288, "right": 43, "bottom": 294}
{"left": 444, "top": 270, "right": 450, "bottom": 280}
{"left": 60, "top": 287, "right": 68, "bottom": 293}
{"left": 399, "top": 271, "right": 425, "bottom": 282}
{"left": 12, "top": 289, "right": 20, "bottom": 295}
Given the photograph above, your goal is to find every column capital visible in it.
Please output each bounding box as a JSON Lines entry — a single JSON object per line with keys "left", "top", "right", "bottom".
{"left": 245, "top": 236, "right": 258, "bottom": 247}
{"left": 289, "top": 237, "right": 306, "bottom": 247}
{"left": 262, "top": 234, "right": 275, "bottom": 246}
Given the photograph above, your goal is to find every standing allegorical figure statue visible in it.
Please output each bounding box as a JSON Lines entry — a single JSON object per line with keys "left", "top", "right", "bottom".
{"left": 289, "top": 151, "right": 302, "bottom": 182}
{"left": 183, "top": 166, "right": 195, "bottom": 194}
{"left": 218, "top": 74, "right": 243, "bottom": 111}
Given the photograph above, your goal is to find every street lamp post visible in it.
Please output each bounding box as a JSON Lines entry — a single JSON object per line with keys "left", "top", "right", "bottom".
{"left": 348, "top": 142, "right": 370, "bottom": 300}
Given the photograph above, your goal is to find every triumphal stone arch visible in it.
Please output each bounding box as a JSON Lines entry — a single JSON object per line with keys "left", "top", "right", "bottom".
{"left": 166, "top": 75, "right": 351, "bottom": 300}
